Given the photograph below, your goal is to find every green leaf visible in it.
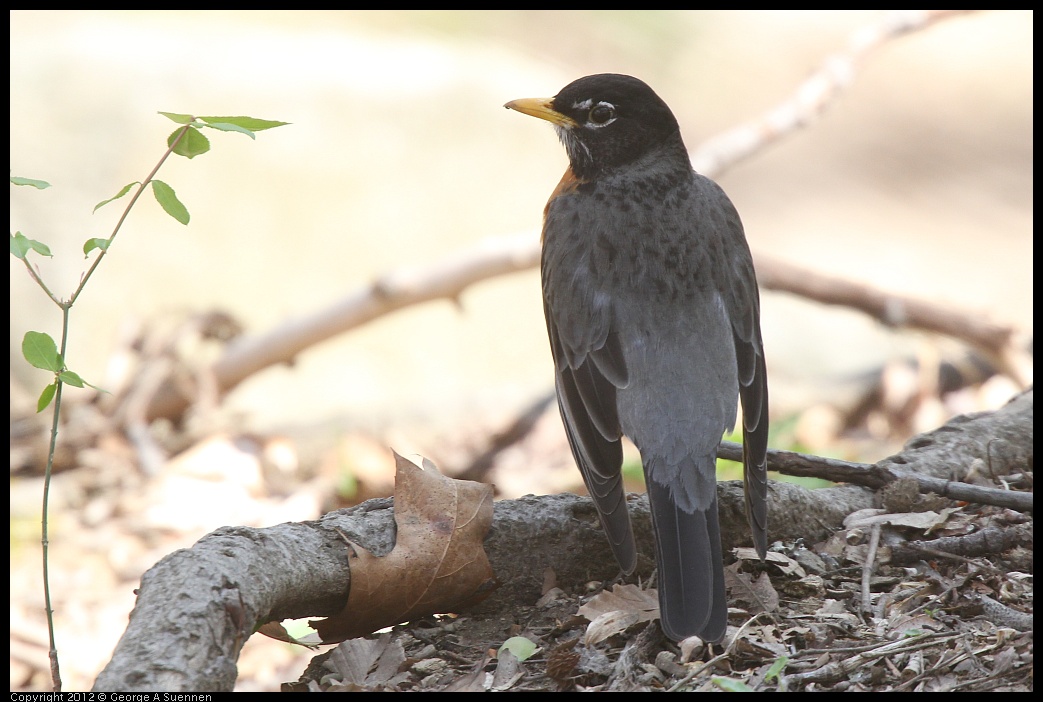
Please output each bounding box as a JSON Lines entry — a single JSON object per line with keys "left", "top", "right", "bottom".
{"left": 32, "top": 238, "right": 53, "bottom": 257}
{"left": 22, "top": 331, "right": 61, "bottom": 372}
{"left": 201, "top": 121, "right": 256, "bottom": 139}
{"left": 58, "top": 370, "right": 85, "bottom": 388}
{"left": 151, "top": 180, "right": 190, "bottom": 224}
{"left": 37, "top": 382, "right": 57, "bottom": 413}
{"left": 94, "top": 182, "right": 139, "bottom": 212}
{"left": 169, "top": 126, "right": 211, "bottom": 158}
{"left": 158, "top": 111, "right": 195, "bottom": 124}
{"left": 10, "top": 232, "right": 53, "bottom": 259}
{"left": 197, "top": 115, "right": 289, "bottom": 132}
{"left": 10, "top": 232, "right": 29, "bottom": 259}
{"left": 83, "top": 237, "right": 112, "bottom": 256}
{"left": 57, "top": 370, "right": 104, "bottom": 393}
{"left": 712, "top": 677, "right": 754, "bottom": 692}
{"left": 765, "top": 656, "right": 789, "bottom": 682}
{"left": 498, "top": 636, "right": 538, "bottom": 661}
{"left": 11, "top": 175, "right": 51, "bottom": 189}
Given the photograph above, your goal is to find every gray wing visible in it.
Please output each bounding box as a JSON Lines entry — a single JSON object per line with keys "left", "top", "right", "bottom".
{"left": 543, "top": 284, "right": 637, "bottom": 575}
{"left": 712, "top": 180, "right": 770, "bottom": 557}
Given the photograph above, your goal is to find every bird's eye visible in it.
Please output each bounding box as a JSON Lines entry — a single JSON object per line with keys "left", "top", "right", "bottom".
{"left": 588, "top": 103, "right": 616, "bottom": 125}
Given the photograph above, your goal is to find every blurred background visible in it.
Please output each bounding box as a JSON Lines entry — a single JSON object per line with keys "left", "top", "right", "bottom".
{"left": 10, "top": 10, "right": 1032, "bottom": 691}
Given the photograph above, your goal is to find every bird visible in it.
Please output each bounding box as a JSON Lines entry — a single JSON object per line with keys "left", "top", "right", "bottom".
{"left": 504, "top": 74, "right": 769, "bottom": 643}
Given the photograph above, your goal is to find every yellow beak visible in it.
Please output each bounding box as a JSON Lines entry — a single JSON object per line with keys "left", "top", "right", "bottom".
{"left": 503, "top": 97, "right": 578, "bottom": 128}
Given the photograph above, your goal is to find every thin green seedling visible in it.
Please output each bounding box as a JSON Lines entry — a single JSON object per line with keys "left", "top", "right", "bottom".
{"left": 11, "top": 113, "right": 288, "bottom": 691}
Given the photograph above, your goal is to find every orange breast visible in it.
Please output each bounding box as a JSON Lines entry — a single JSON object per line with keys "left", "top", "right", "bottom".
{"left": 542, "top": 166, "right": 585, "bottom": 243}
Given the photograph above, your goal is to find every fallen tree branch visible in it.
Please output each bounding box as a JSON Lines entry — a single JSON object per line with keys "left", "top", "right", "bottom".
{"left": 93, "top": 479, "right": 866, "bottom": 692}
{"left": 95, "top": 391, "right": 1031, "bottom": 691}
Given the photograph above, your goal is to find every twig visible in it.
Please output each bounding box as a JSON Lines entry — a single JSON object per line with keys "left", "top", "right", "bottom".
{"left": 752, "top": 255, "right": 1030, "bottom": 387}
{"left": 715, "top": 441, "right": 1034, "bottom": 513}
{"left": 455, "top": 392, "right": 556, "bottom": 482}
{"left": 891, "top": 524, "right": 1032, "bottom": 567}
{"left": 974, "top": 593, "right": 1033, "bottom": 632}
{"left": 861, "top": 523, "right": 882, "bottom": 615}
{"left": 782, "top": 632, "right": 960, "bottom": 687}
{"left": 692, "top": 11, "right": 975, "bottom": 173}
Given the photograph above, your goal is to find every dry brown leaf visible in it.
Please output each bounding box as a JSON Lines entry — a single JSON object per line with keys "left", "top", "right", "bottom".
{"left": 323, "top": 632, "right": 407, "bottom": 689}
{"left": 256, "top": 620, "right": 318, "bottom": 647}
{"left": 577, "top": 583, "right": 660, "bottom": 623}
{"left": 577, "top": 583, "right": 659, "bottom": 645}
{"left": 583, "top": 610, "right": 642, "bottom": 646}
{"left": 725, "top": 568, "right": 780, "bottom": 615}
{"left": 734, "top": 548, "right": 807, "bottom": 578}
{"left": 312, "top": 451, "right": 497, "bottom": 643}
{"left": 846, "top": 510, "right": 955, "bottom": 532}
{"left": 490, "top": 649, "right": 525, "bottom": 691}
{"left": 443, "top": 654, "right": 492, "bottom": 692}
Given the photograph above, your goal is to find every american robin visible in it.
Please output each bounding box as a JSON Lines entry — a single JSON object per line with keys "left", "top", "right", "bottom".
{"left": 505, "top": 74, "right": 769, "bottom": 643}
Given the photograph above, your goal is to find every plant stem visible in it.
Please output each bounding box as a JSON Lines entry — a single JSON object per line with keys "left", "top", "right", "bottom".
{"left": 41, "top": 302, "right": 71, "bottom": 691}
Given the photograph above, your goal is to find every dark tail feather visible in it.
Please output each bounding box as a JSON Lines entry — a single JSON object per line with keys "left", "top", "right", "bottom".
{"left": 741, "top": 350, "right": 770, "bottom": 558}
{"left": 646, "top": 477, "right": 726, "bottom": 642}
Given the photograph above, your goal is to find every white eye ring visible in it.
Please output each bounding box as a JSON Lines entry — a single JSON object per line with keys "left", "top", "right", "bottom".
{"left": 587, "top": 102, "right": 617, "bottom": 128}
